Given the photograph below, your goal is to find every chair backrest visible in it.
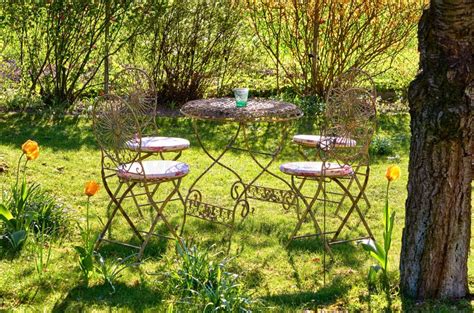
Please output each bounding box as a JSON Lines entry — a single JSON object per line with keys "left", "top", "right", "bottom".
{"left": 92, "top": 94, "right": 142, "bottom": 168}
{"left": 331, "top": 67, "right": 377, "bottom": 100}
{"left": 109, "top": 67, "right": 157, "bottom": 133}
{"left": 320, "top": 68, "right": 377, "bottom": 166}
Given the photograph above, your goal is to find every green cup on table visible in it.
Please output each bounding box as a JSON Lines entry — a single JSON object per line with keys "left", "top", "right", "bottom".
{"left": 233, "top": 88, "right": 249, "bottom": 107}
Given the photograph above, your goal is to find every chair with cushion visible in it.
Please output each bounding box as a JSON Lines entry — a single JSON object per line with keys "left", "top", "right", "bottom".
{"left": 292, "top": 68, "right": 375, "bottom": 223}
{"left": 92, "top": 95, "right": 188, "bottom": 259}
{"left": 106, "top": 68, "right": 190, "bottom": 221}
{"left": 280, "top": 77, "right": 376, "bottom": 256}
{"left": 110, "top": 67, "right": 190, "bottom": 160}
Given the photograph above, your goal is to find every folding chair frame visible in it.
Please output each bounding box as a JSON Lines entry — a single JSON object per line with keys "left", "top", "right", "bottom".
{"left": 96, "top": 166, "right": 185, "bottom": 259}
{"left": 92, "top": 95, "right": 186, "bottom": 260}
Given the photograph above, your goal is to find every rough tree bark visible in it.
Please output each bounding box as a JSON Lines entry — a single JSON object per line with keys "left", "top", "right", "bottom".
{"left": 400, "top": 0, "right": 473, "bottom": 300}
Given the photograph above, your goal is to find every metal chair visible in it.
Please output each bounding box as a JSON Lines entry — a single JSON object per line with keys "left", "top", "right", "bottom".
{"left": 107, "top": 68, "right": 190, "bottom": 221}
{"left": 280, "top": 81, "right": 376, "bottom": 256}
{"left": 110, "top": 67, "right": 190, "bottom": 160}
{"left": 92, "top": 95, "right": 189, "bottom": 259}
{"left": 292, "top": 68, "right": 375, "bottom": 226}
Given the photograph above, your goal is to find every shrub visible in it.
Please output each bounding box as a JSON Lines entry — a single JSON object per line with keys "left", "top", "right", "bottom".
{"left": 370, "top": 135, "right": 395, "bottom": 157}
{"left": 128, "top": 0, "right": 244, "bottom": 106}
{"left": 2, "top": 1, "right": 142, "bottom": 110}
{"left": 247, "top": 0, "right": 425, "bottom": 97}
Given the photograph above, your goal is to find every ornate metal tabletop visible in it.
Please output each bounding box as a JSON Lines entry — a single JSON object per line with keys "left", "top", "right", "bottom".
{"left": 181, "top": 97, "right": 303, "bottom": 122}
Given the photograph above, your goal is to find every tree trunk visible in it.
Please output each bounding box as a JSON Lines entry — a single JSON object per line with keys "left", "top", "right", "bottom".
{"left": 400, "top": 1, "right": 473, "bottom": 300}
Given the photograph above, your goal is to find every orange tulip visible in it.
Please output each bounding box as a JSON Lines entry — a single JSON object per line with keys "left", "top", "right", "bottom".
{"left": 27, "top": 149, "right": 40, "bottom": 160}
{"left": 22, "top": 140, "right": 40, "bottom": 160}
{"left": 385, "top": 165, "right": 400, "bottom": 182}
{"left": 84, "top": 181, "right": 100, "bottom": 197}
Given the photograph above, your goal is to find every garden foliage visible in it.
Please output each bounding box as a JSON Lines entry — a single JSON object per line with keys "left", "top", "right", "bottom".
{"left": 159, "top": 242, "right": 258, "bottom": 311}
{"left": 0, "top": 0, "right": 422, "bottom": 111}
{"left": 247, "top": 0, "right": 425, "bottom": 96}
{"left": 0, "top": 140, "right": 69, "bottom": 255}
{"left": 1, "top": 1, "right": 140, "bottom": 109}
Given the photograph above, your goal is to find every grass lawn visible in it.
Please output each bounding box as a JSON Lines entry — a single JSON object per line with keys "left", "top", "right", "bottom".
{"left": 0, "top": 113, "right": 472, "bottom": 312}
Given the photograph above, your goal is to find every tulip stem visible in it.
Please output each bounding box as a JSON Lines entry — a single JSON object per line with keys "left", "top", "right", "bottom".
{"left": 384, "top": 181, "right": 391, "bottom": 288}
{"left": 86, "top": 196, "right": 90, "bottom": 242}
{"left": 15, "top": 153, "right": 24, "bottom": 188}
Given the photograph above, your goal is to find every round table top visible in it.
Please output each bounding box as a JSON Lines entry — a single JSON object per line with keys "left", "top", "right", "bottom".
{"left": 181, "top": 97, "right": 303, "bottom": 122}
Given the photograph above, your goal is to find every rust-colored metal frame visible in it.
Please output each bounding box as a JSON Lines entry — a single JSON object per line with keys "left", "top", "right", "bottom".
{"left": 92, "top": 95, "right": 185, "bottom": 260}
{"left": 182, "top": 120, "right": 297, "bottom": 251}
{"left": 181, "top": 99, "right": 302, "bottom": 251}
{"left": 287, "top": 68, "right": 377, "bottom": 253}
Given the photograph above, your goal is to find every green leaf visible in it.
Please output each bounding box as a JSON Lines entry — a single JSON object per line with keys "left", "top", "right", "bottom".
{"left": 82, "top": 255, "right": 94, "bottom": 271}
{"left": 74, "top": 245, "right": 87, "bottom": 256}
{"left": 0, "top": 203, "right": 14, "bottom": 221}
{"left": 361, "top": 240, "right": 385, "bottom": 267}
{"left": 384, "top": 212, "right": 396, "bottom": 254}
{"left": 9, "top": 230, "right": 27, "bottom": 249}
{"left": 368, "top": 265, "right": 380, "bottom": 285}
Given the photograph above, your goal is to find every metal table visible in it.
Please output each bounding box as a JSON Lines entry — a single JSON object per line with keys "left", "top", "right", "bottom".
{"left": 180, "top": 97, "right": 303, "bottom": 246}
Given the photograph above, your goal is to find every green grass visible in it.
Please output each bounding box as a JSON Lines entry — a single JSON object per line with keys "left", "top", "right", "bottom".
{"left": 0, "top": 113, "right": 472, "bottom": 312}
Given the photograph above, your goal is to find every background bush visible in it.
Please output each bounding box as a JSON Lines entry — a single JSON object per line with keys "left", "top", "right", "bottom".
{"left": 0, "top": 0, "right": 423, "bottom": 112}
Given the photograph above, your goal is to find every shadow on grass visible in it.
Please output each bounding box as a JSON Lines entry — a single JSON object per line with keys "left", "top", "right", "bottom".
{"left": 1, "top": 113, "right": 302, "bottom": 157}
{"left": 262, "top": 276, "right": 351, "bottom": 310}
{"left": 52, "top": 282, "right": 164, "bottom": 312}
{"left": 0, "top": 112, "right": 95, "bottom": 151}
{"left": 400, "top": 294, "right": 473, "bottom": 313}
{"left": 159, "top": 118, "right": 301, "bottom": 159}
{"left": 286, "top": 238, "right": 364, "bottom": 269}
{"left": 0, "top": 111, "right": 337, "bottom": 169}
{"left": 96, "top": 223, "right": 173, "bottom": 260}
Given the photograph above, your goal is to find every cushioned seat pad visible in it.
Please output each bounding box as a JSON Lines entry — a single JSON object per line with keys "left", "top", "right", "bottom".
{"left": 117, "top": 160, "right": 189, "bottom": 181}
{"left": 280, "top": 161, "right": 353, "bottom": 177}
{"left": 126, "top": 136, "right": 190, "bottom": 153}
{"left": 293, "top": 135, "right": 356, "bottom": 148}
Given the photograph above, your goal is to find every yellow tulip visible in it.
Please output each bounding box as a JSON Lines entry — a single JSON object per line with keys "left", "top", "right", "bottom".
{"left": 385, "top": 165, "right": 400, "bottom": 182}
{"left": 84, "top": 181, "right": 100, "bottom": 197}
{"left": 22, "top": 140, "right": 40, "bottom": 160}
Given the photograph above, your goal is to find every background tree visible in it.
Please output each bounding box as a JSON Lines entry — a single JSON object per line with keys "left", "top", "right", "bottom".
{"left": 127, "top": 0, "right": 244, "bottom": 106}
{"left": 400, "top": 0, "right": 473, "bottom": 299}
{"left": 247, "top": 0, "right": 424, "bottom": 97}
{"left": 3, "top": 1, "right": 141, "bottom": 110}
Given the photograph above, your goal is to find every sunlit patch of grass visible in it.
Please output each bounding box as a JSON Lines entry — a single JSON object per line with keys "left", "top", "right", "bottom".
{"left": 0, "top": 113, "right": 472, "bottom": 311}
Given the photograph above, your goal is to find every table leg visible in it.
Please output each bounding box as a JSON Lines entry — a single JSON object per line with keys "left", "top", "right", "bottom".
{"left": 183, "top": 121, "right": 249, "bottom": 235}
{"left": 233, "top": 121, "right": 297, "bottom": 211}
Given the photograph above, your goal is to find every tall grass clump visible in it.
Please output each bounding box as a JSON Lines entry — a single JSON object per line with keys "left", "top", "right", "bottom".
{"left": 158, "top": 242, "right": 260, "bottom": 312}
{"left": 0, "top": 140, "right": 69, "bottom": 256}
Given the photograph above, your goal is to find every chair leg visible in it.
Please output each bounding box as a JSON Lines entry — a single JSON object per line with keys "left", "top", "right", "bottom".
{"left": 334, "top": 166, "right": 370, "bottom": 216}
{"left": 104, "top": 181, "right": 124, "bottom": 237}
{"left": 96, "top": 182, "right": 141, "bottom": 249}
{"left": 306, "top": 203, "right": 335, "bottom": 259}
{"left": 137, "top": 178, "right": 185, "bottom": 258}
{"left": 128, "top": 182, "right": 145, "bottom": 219}
{"left": 137, "top": 207, "right": 163, "bottom": 260}
{"left": 287, "top": 176, "right": 334, "bottom": 258}
{"left": 287, "top": 177, "right": 322, "bottom": 241}
{"left": 170, "top": 179, "right": 187, "bottom": 236}
{"left": 330, "top": 178, "right": 373, "bottom": 242}
{"left": 350, "top": 174, "right": 371, "bottom": 229}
